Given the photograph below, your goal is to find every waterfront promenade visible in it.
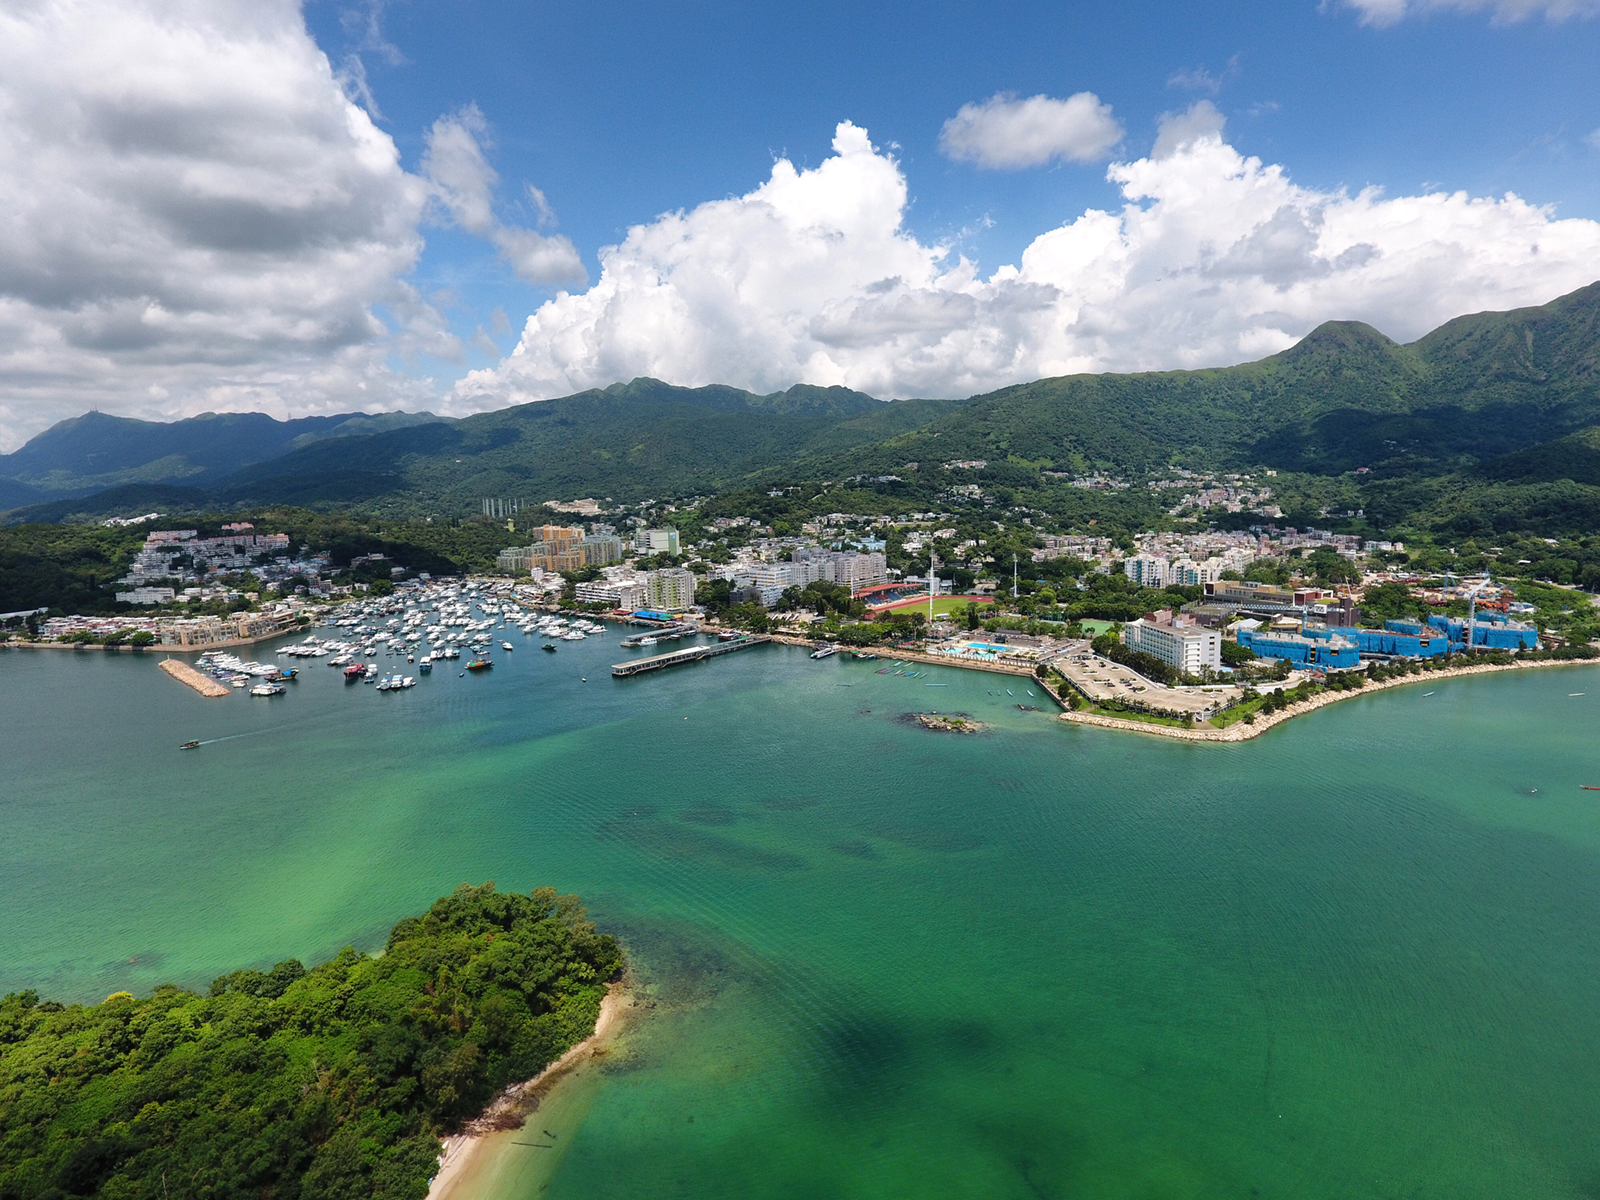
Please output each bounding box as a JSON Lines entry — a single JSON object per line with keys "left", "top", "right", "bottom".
{"left": 1060, "top": 656, "right": 1597, "bottom": 742}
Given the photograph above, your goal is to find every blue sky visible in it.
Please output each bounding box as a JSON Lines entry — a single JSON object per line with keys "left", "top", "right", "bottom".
{"left": 303, "top": 0, "right": 1600, "bottom": 368}
{"left": 3, "top": 0, "right": 1599, "bottom": 446}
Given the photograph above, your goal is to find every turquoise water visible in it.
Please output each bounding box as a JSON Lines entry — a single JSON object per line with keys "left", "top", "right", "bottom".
{"left": 5, "top": 637, "right": 1600, "bottom": 1198}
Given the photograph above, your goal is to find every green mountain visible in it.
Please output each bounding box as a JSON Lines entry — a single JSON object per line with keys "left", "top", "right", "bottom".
{"left": 6, "top": 282, "right": 1599, "bottom": 534}
{"left": 0, "top": 409, "right": 448, "bottom": 497}
{"left": 215, "top": 379, "right": 962, "bottom": 511}
{"left": 807, "top": 282, "right": 1600, "bottom": 484}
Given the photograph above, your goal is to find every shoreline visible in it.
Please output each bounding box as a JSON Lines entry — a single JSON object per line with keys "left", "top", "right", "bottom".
{"left": 426, "top": 982, "right": 629, "bottom": 1200}
{"left": 1059, "top": 656, "right": 1596, "bottom": 742}
{"left": 2, "top": 627, "right": 307, "bottom": 653}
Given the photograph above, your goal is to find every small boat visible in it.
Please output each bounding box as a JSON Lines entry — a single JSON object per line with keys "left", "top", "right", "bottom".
{"left": 1583, "top": 785, "right": 1600, "bottom": 791}
{"left": 854, "top": 651, "right": 878, "bottom": 660}
{"left": 466, "top": 658, "right": 493, "bottom": 671}
{"left": 502, "top": 641, "right": 514, "bottom": 651}
{"left": 1570, "top": 693, "right": 1586, "bottom": 697}
{"left": 1423, "top": 691, "right": 1435, "bottom": 697}
{"left": 542, "top": 643, "right": 557, "bottom": 652}
{"left": 179, "top": 741, "right": 200, "bottom": 750}
{"left": 249, "top": 683, "right": 285, "bottom": 697}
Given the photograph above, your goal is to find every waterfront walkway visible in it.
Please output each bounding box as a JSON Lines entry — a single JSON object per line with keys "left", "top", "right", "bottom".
{"left": 1059, "top": 657, "right": 1595, "bottom": 742}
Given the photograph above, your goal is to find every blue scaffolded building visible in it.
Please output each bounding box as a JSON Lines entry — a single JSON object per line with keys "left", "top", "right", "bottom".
{"left": 1236, "top": 626, "right": 1361, "bottom": 668}
{"left": 1427, "top": 612, "right": 1541, "bottom": 650}
{"left": 1238, "top": 614, "right": 1539, "bottom": 665}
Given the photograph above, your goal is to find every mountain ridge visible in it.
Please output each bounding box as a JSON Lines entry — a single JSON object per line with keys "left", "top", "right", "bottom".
{"left": 5, "top": 282, "right": 1600, "bottom": 528}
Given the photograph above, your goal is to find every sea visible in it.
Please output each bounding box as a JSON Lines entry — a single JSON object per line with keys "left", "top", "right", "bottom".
{"left": 5, "top": 629, "right": 1600, "bottom": 1199}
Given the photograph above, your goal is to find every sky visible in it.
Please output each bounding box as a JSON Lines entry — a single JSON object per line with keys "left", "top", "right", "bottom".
{"left": 2, "top": 0, "right": 1600, "bottom": 449}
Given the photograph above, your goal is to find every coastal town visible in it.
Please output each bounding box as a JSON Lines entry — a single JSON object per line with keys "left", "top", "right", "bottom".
{"left": 7, "top": 501, "right": 1593, "bottom": 742}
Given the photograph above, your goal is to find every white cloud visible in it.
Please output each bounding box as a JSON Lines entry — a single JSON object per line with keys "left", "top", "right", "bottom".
{"left": 1584, "top": 128, "right": 1600, "bottom": 150}
{"left": 1152, "top": 101, "right": 1228, "bottom": 159}
{"left": 1344, "top": 0, "right": 1600, "bottom": 24}
{"left": 0, "top": 0, "right": 448, "bottom": 450}
{"left": 939, "top": 92, "right": 1124, "bottom": 169}
{"left": 420, "top": 106, "right": 586, "bottom": 287}
{"left": 459, "top": 119, "right": 1600, "bottom": 408}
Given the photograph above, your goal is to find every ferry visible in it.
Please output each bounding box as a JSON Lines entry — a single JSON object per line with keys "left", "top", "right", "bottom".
{"left": 638, "top": 636, "right": 658, "bottom": 647}
{"left": 344, "top": 663, "right": 365, "bottom": 681}
{"left": 418, "top": 660, "right": 432, "bottom": 674}
{"left": 717, "top": 630, "right": 742, "bottom": 642}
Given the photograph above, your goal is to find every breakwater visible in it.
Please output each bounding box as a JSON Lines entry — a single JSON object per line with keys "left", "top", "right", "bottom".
{"left": 158, "top": 657, "right": 231, "bottom": 697}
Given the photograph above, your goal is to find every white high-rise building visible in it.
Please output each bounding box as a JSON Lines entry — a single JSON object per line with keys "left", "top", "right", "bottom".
{"left": 1123, "top": 610, "right": 1221, "bottom": 674}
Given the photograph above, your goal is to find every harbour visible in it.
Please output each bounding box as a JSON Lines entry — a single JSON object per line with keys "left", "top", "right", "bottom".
{"left": 7, "top": 633, "right": 1600, "bottom": 1200}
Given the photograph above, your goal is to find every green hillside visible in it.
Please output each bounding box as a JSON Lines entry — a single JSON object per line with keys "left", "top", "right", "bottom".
{"left": 0, "top": 410, "right": 448, "bottom": 497}
{"left": 217, "top": 379, "right": 965, "bottom": 512}
{"left": 6, "top": 282, "right": 1599, "bottom": 538}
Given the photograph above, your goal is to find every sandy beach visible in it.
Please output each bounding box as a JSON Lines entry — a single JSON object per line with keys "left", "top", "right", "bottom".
{"left": 426, "top": 983, "right": 629, "bottom": 1200}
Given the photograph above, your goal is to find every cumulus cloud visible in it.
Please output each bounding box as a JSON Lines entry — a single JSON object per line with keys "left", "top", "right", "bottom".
{"left": 459, "top": 118, "right": 1600, "bottom": 407}
{"left": 0, "top": 0, "right": 451, "bottom": 448}
{"left": 1152, "top": 101, "right": 1228, "bottom": 159}
{"left": 420, "top": 106, "right": 586, "bottom": 287}
{"left": 939, "top": 92, "right": 1124, "bottom": 168}
{"left": 1343, "top": 0, "right": 1600, "bottom": 24}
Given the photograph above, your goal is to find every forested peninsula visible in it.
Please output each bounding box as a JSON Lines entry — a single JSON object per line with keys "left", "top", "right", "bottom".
{"left": 0, "top": 884, "right": 623, "bottom": 1200}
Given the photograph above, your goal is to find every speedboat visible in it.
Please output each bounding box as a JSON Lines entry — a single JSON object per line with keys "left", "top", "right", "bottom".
{"left": 541, "top": 643, "right": 557, "bottom": 652}
{"left": 179, "top": 741, "right": 201, "bottom": 750}
{"left": 501, "top": 641, "right": 514, "bottom": 651}
{"left": 810, "top": 644, "right": 837, "bottom": 660}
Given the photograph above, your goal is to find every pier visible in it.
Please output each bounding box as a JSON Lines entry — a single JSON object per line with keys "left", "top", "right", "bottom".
{"left": 619, "top": 623, "right": 698, "bottom": 648}
{"left": 159, "top": 658, "right": 231, "bottom": 697}
{"left": 612, "top": 634, "right": 771, "bottom": 677}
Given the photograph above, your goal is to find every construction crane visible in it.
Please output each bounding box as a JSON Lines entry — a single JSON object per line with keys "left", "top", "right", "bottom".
{"left": 1462, "top": 573, "right": 1495, "bottom": 651}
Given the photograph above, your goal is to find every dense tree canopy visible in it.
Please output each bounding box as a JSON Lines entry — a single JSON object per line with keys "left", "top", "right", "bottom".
{"left": 0, "top": 884, "right": 622, "bottom": 1200}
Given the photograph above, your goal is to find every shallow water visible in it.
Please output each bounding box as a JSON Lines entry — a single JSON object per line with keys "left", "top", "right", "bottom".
{"left": 5, "top": 637, "right": 1600, "bottom": 1198}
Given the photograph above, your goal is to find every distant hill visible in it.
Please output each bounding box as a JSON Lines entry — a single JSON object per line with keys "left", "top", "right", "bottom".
{"left": 807, "top": 283, "right": 1600, "bottom": 484}
{"left": 0, "top": 409, "right": 448, "bottom": 497}
{"left": 6, "top": 282, "right": 1600, "bottom": 533}
{"left": 216, "top": 379, "right": 957, "bottom": 511}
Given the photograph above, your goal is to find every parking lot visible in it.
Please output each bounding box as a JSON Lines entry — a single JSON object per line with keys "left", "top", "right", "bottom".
{"left": 1053, "top": 650, "right": 1245, "bottom": 718}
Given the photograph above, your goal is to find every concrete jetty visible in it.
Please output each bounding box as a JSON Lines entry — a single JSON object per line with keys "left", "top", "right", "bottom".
{"left": 612, "top": 634, "right": 771, "bottom": 677}
{"left": 160, "top": 658, "right": 231, "bottom": 697}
